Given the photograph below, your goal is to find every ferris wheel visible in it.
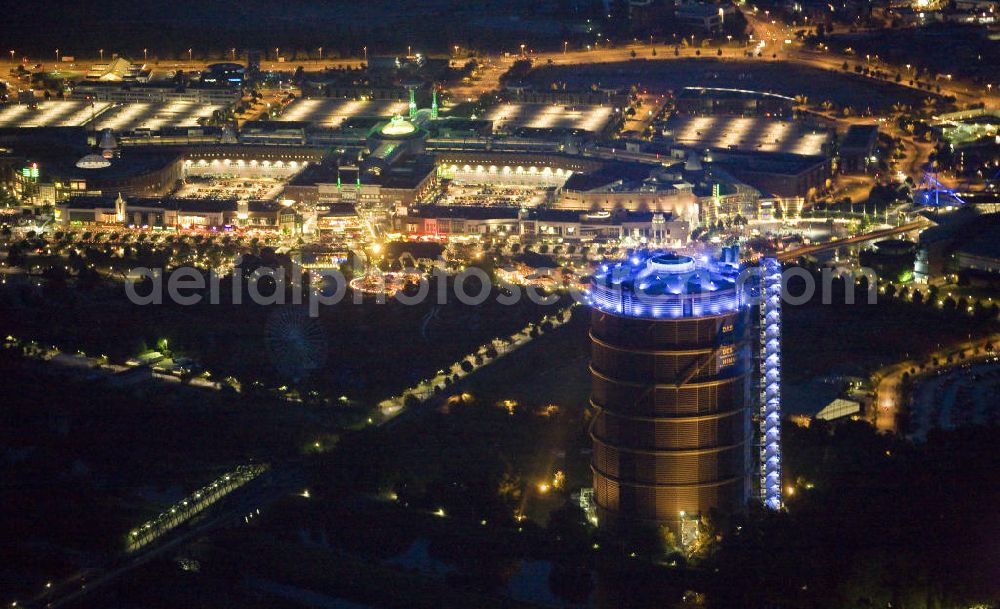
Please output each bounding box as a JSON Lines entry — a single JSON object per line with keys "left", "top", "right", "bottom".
{"left": 265, "top": 306, "right": 328, "bottom": 381}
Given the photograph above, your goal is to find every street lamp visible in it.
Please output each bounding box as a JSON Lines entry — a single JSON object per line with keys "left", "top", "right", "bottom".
{"left": 232, "top": 48, "right": 237, "bottom": 61}
{"left": 99, "top": 49, "right": 104, "bottom": 61}
{"left": 143, "top": 48, "right": 148, "bottom": 62}
{"left": 188, "top": 48, "right": 193, "bottom": 61}
{"left": 9, "top": 50, "right": 14, "bottom": 62}
{"left": 520, "top": 43, "right": 526, "bottom": 56}
{"left": 363, "top": 46, "right": 368, "bottom": 62}
{"left": 318, "top": 46, "right": 323, "bottom": 60}
{"left": 55, "top": 48, "right": 59, "bottom": 61}
{"left": 274, "top": 47, "right": 279, "bottom": 61}
{"left": 563, "top": 41, "right": 568, "bottom": 54}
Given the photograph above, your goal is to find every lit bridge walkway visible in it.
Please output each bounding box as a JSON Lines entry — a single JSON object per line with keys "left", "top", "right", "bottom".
{"left": 775, "top": 219, "right": 932, "bottom": 263}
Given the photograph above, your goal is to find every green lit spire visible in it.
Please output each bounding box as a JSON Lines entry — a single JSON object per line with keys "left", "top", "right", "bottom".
{"left": 408, "top": 88, "right": 417, "bottom": 118}
{"left": 431, "top": 87, "right": 438, "bottom": 119}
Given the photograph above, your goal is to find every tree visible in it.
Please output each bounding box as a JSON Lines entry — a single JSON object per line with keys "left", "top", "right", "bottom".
{"left": 658, "top": 525, "right": 680, "bottom": 554}
{"left": 6, "top": 243, "right": 25, "bottom": 267}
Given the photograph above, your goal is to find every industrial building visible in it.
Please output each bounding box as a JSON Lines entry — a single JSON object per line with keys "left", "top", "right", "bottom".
{"left": 587, "top": 250, "right": 782, "bottom": 537}
{"left": 838, "top": 124, "right": 881, "bottom": 174}
{"left": 915, "top": 210, "right": 1000, "bottom": 284}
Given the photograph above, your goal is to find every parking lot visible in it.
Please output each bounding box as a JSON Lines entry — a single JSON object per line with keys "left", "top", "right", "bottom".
{"left": 909, "top": 359, "right": 1000, "bottom": 441}
{"left": 433, "top": 183, "right": 550, "bottom": 207}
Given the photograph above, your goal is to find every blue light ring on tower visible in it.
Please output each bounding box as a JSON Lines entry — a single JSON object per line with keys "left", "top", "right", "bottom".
{"left": 590, "top": 283, "right": 742, "bottom": 319}
{"left": 589, "top": 251, "right": 744, "bottom": 320}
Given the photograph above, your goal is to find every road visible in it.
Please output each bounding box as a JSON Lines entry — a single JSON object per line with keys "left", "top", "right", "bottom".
{"left": 2, "top": 57, "right": 365, "bottom": 75}
{"left": 776, "top": 218, "right": 931, "bottom": 262}
{"left": 561, "top": 32, "right": 991, "bottom": 108}
{"left": 448, "top": 12, "right": 993, "bottom": 112}
{"left": 742, "top": 12, "right": 992, "bottom": 107}
{"left": 8, "top": 22, "right": 992, "bottom": 118}
{"left": 5, "top": 11, "right": 995, "bottom": 110}
{"left": 873, "top": 333, "right": 1000, "bottom": 433}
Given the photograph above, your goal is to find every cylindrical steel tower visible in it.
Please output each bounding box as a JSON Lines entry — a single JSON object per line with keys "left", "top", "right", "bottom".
{"left": 588, "top": 252, "right": 753, "bottom": 535}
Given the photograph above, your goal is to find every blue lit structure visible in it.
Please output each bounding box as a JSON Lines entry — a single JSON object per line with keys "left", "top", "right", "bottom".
{"left": 588, "top": 249, "right": 756, "bottom": 534}
{"left": 759, "top": 257, "right": 783, "bottom": 511}
{"left": 589, "top": 252, "right": 744, "bottom": 319}
{"left": 914, "top": 170, "right": 967, "bottom": 208}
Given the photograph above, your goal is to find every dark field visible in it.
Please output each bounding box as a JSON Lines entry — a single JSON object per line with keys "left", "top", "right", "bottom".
{"left": 826, "top": 24, "right": 1000, "bottom": 84}
{"left": 0, "top": 277, "right": 562, "bottom": 404}
{"left": 0, "top": 354, "right": 335, "bottom": 598}
{"left": 528, "top": 58, "right": 940, "bottom": 113}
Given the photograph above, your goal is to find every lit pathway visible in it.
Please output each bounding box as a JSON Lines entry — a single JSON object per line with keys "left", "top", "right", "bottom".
{"left": 377, "top": 303, "right": 578, "bottom": 421}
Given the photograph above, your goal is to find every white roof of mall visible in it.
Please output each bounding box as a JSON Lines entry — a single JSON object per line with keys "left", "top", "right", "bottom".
{"left": 484, "top": 103, "right": 614, "bottom": 133}
{"left": 0, "top": 100, "right": 114, "bottom": 128}
{"left": 666, "top": 115, "right": 830, "bottom": 156}
{"left": 276, "top": 98, "right": 410, "bottom": 128}
{"left": 91, "top": 101, "right": 225, "bottom": 132}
